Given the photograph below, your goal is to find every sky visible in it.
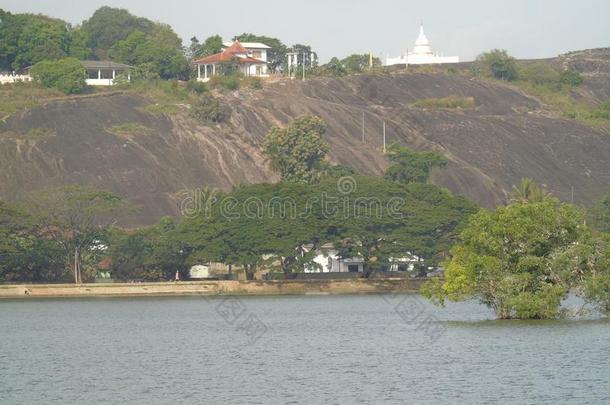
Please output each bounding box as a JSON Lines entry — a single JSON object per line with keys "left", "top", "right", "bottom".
{"left": 2, "top": 0, "right": 609, "bottom": 62}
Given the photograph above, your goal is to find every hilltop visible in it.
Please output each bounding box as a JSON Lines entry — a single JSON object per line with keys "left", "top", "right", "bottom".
{"left": 1, "top": 48, "right": 609, "bottom": 225}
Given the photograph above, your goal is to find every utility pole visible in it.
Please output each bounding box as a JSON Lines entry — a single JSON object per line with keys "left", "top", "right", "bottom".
{"left": 382, "top": 120, "right": 386, "bottom": 153}
{"left": 302, "top": 52, "right": 306, "bottom": 80}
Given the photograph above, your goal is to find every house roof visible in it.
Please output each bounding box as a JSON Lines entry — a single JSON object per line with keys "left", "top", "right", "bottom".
{"left": 194, "top": 41, "right": 266, "bottom": 65}
{"left": 223, "top": 41, "right": 271, "bottom": 49}
{"left": 80, "top": 60, "right": 132, "bottom": 70}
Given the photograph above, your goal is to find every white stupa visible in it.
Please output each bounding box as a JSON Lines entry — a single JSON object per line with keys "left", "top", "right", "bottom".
{"left": 386, "top": 25, "right": 459, "bottom": 66}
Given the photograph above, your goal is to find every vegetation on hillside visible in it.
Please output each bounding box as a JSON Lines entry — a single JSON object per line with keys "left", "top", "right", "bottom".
{"left": 29, "top": 57, "right": 87, "bottom": 94}
{"left": 413, "top": 95, "right": 476, "bottom": 109}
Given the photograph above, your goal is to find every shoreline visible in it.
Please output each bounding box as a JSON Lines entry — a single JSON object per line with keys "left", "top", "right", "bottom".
{"left": 0, "top": 278, "right": 427, "bottom": 299}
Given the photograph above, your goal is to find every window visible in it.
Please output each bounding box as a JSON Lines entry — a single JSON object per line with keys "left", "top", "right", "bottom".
{"left": 252, "top": 51, "right": 262, "bottom": 59}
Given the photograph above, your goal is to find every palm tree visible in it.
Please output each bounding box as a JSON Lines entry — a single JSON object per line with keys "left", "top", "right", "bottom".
{"left": 510, "top": 178, "right": 552, "bottom": 204}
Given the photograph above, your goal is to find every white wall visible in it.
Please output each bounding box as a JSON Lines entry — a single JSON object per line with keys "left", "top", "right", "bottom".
{"left": 0, "top": 74, "right": 32, "bottom": 84}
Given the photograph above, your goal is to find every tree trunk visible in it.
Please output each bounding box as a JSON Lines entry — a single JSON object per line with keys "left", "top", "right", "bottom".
{"left": 74, "top": 248, "right": 79, "bottom": 284}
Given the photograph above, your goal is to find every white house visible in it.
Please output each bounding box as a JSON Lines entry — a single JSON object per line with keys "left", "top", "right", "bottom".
{"left": 82, "top": 61, "right": 132, "bottom": 86}
{"left": 194, "top": 40, "right": 269, "bottom": 82}
{"left": 302, "top": 243, "right": 422, "bottom": 274}
{"left": 386, "top": 25, "right": 459, "bottom": 66}
{"left": 223, "top": 41, "right": 271, "bottom": 77}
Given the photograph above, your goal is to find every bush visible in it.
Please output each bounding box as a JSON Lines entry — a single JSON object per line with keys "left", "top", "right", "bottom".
{"left": 190, "top": 94, "right": 226, "bottom": 124}
{"left": 29, "top": 57, "right": 87, "bottom": 94}
{"left": 520, "top": 63, "right": 560, "bottom": 87}
{"left": 250, "top": 78, "right": 262, "bottom": 90}
{"left": 186, "top": 80, "right": 207, "bottom": 94}
{"left": 208, "top": 74, "right": 241, "bottom": 91}
{"left": 592, "top": 101, "right": 610, "bottom": 120}
{"left": 559, "top": 70, "right": 584, "bottom": 87}
{"left": 477, "top": 49, "right": 518, "bottom": 81}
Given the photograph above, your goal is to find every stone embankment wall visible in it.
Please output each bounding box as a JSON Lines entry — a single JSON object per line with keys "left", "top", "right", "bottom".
{"left": 0, "top": 278, "right": 427, "bottom": 299}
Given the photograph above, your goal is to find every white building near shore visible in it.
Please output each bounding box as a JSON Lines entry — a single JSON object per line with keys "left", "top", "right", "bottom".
{"left": 386, "top": 25, "right": 459, "bottom": 66}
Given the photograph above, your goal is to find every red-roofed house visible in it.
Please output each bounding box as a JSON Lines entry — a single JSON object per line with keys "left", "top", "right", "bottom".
{"left": 194, "top": 40, "right": 270, "bottom": 82}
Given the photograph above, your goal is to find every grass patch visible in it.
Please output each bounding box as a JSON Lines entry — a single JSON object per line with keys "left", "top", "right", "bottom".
{"left": 141, "top": 103, "right": 183, "bottom": 116}
{"left": 0, "top": 82, "right": 64, "bottom": 119}
{"left": 0, "top": 127, "right": 56, "bottom": 140}
{"left": 511, "top": 80, "right": 609, "bottom": 126}
{"left": 413, "top": 95, "right": 476, "bottom": 109}
{"left": 106, "top": 123, "right": 151, "bottom": 138}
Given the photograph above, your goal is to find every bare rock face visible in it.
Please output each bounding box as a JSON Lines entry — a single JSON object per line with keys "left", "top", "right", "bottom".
{"left": 1, "top": 50, "right": 609, "bottom": 225}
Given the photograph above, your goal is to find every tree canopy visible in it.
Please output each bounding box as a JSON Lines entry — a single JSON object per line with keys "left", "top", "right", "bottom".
{"left": 263, "top": 115, "right": 329, "bottom": 183}
{"left": 30, "top": 57, "right": 86, "bottom": 94}
{"left": 422, "top": 194, "right": 609, "bottom": 319}
{"left": 384, "top": 144, "right": 448, "bottom": 185}
{"left": 477, "top": 49, "right": 518, "bottom": 81}
{"left": 0, "top": 9, "right": 90, "bottom": 70}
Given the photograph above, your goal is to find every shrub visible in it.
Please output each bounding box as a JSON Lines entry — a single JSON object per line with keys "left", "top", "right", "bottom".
{"left": 29, "top": 57, "right": 87, "bottom": 94}
{"left": 186, "top": 80, "right": 207, "bottom": 94}
{"left": 250, "top": 78, "right": 262, "bottom": 90}
{"left": 592, "top": 101, "right": 610, "bottom": 120}
{"left": 190, "top": 94, "right": 226, "bottom": 124}
{"left": 520, "top": 63, "right": 560, "bottom": 87}
{"left": 476, "top": 49, "right": 518, "bottom": 81}
{"left": 559, "top": 70, "right": 584, "bottom": 87}
{"left": 208, "top": 74, "right": 241, "bottom": 91}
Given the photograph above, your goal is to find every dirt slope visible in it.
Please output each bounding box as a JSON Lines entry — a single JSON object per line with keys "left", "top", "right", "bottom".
{"left": 1, "top": 50, "right": 609, "bottom": 225}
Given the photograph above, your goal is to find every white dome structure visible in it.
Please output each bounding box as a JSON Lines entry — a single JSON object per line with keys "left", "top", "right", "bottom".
{"left": 386, "top": 25, "right": 459, "bottom": 66}
{"left": 412, "top": 26, "right": 433, "bottom": 56}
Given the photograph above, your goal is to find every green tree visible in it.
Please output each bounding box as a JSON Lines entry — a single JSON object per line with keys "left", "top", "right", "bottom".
{"left": 477, "top": 49, "right": 518, "bottom": 81}
{"left": 510, "top": 178, "right": 552, "bottom": 204}
{"left": 107, "top": 217, "right": 187, "bottom": 281}
{"left": 0, "top": 10, "right": 92, "bottom": 70}
{"left": 198, "top": 35, "right": 224, "bottom": 57}
{"left": 0, "top": 200, "right": 66, "bottom": 282}
{"left": 340, "top": 54, "right": 381, "bottom": 74}
{"left": 591, "top": 191, "right": 610, "bottom": 234}
{"left": 583, "top": 235, "right": 610, "bottom": 315}
{"left": 81, "top": 6, "right": 155, "bottom": 58}
{"left": 263, "top": 115, "right": 329, "bottom": 183}
{"left": 13, "top": 14, "right": 71, "bottom": 69}
{"left": 109, "top": 29, "right": 188, "bottom": 79}
{"left": 324, "top": 177, "right": 476, "bottom": 277}
{"left": 30, "top": 57, "right": 87, "bottom": 94}
{"left": 422, "top": 199, "right": 595, "bottom": 319}
{"left": 384, "top": 144, "right": 447, "bottom": 184}
{"left": 68, "top": 28, "right": 92, "bottom": 60}
{"left": 321, "top": 57, "right": 347, "bottom": 77}
{"left": 27, "top": 185, "right": 128, "bottom": 284}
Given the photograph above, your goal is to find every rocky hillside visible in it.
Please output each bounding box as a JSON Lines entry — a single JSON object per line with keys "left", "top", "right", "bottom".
{"left": 1, "top": 49, "right": 609, "bottom": 225}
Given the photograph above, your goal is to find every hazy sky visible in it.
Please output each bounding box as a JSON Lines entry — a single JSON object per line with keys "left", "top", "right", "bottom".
{"left": 2, "top": 0, "right": 609, "bottom": 62}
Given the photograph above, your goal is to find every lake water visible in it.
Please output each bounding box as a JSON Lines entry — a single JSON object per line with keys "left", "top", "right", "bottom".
{"left": 0, "top": 294, "right": 608, "bottom": 404}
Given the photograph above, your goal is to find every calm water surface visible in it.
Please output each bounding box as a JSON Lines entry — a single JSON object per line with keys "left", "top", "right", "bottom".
{"left": 0, "top": 295, "right": 608, "bottom": 404}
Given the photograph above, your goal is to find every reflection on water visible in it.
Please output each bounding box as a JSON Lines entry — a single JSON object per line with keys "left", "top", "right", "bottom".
{"left": 0, "top": 295, "right": 608, "bottom": 404}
